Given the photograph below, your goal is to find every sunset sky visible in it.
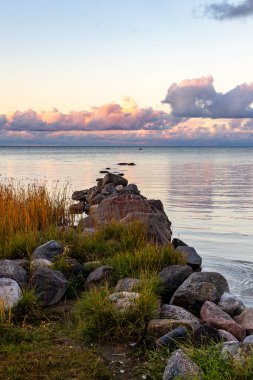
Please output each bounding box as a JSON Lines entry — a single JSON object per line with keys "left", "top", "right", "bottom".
{"left": 1, "top": 0, "right": 253, "bottom": 145}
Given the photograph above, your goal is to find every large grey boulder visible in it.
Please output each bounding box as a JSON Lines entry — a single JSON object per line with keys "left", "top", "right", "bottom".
{"left": 30, "top": 268, "right": 67, "bottom": 306}
{"left": 0, "top": 260, "right": 27, "bottom": 286}
{"left": 163, "top": 349, "right": 202, "bottom": 380}
{"left": 85, "top": 265, "right": 113, "bottom": 289}
{"left": 32, "top": 240, "right": 64, "bottom": 261}
{"left": 161, "top": 305, "right": 201, "bottom": 329}
{"left": 176, "top": 246, "right": 202, "bottom": 270}
{"left": 218, "top": 293, "right": 245, "bottom": 317}
{"left": 170, "top": 271, "right": 229, "bottom": 316}
{"left": 159, "top": 265, "right": 193, "bottom": 304}
{"left": 0, "top": 278, "right": 22, "bottom": 309}
{"left": 171, "top": 280, "right": 220, "bottom": 316}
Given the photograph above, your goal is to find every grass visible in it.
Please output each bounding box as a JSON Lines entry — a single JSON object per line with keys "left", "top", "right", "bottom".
{"left": 0, "top": 178, "right": 69, "bottom": 259}
{"left": 2, "top": 179, "right": 252, "bottom": 379}
{"left": 74, "top": 273, "right": 160, "bottom": 344}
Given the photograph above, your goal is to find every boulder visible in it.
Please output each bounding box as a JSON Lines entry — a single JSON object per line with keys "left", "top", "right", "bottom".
{"left": 157, "top": 326, "right": 190, "bottom": 349}
{"left": 171, "top": 238, "right": 187, "bottom": 249}
{"left": 170, "top": 271, "right": 229, "bottom": 315}
{"left": 108, "top": 292, "right": 140, "bottom": 311}
{"left": 103, "top": 173, "right": 128, "bottom": 187}
{"left": 114, "top": 278, "right": 140, "bottom": 292}
{"left": 120, "top": 212, "right": 171, "bottom": 245}
{"left": 85, "top": 265, "right": 113, "bottom": 289}
{"left": 147, "top": 319, "right": 196, "bottom": 339}
{"left": 101, "top": 183, "right": 115, "bottom": 195}
{"left": 31, "top": 258, "right": 53, "bottom": 269}
{"left": 218, "top": 329, "right": 238, "bottom": 342}
{"left": 126, "top": 184, "right": 139, "bottom": 194}
{"left": 160, "top": 305, "right": 201, "bottom": 329}
{"left": 89, "top": 193, "right": 106, "bottom": 205}
{"left": 200, "top": 301, "right": 246, "bottom": 341}
{"left": 115, "top": 185, "right": 124, "bottom": 192}
{"left": 194, "top": 324, "right": 221, "bottom": 345}
{"left": 158, "top": 265, "right": 192, "bottom": 303}
{"left": 0, "top": 278, "right": 22, "bottom": 309}
{"left": 234, "top": 308, "right": 253, "bottom": 335}
{"left": 163, "top": 349, "right": 202, "bottom": 380}
{"left": 221, "top": 342, "right": 241, "bottom": 359}
{"left": 171, "top": 281, "right": 220, "bottom": 316}
{"left": 30, "top": 268, "right": 68, "bottom": 306}
{"left": 176, "top": 246, "right": 202, "bottom": 270}
{"left": 72, "top": 190, "right": 87, "bottom": 201}
{"left": 0, "top": 260, "right": 27, "bottom": 286}
{"left": 69, "top": 202, "right": 85, "bottom": 214}
{"left": 32, "top": 241, "right": 64, "bottom": 262}
{"left": 218, "top": 293, "right": 245, "bottom": 317}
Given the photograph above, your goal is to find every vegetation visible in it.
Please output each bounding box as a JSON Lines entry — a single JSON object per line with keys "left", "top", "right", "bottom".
{"left": 1, "top": 179, "right": 253, "bottom": 379}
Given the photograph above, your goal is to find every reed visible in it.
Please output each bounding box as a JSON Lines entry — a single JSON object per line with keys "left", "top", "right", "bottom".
{"left": 0, "top": 178, "right": 69, "bottom": 258}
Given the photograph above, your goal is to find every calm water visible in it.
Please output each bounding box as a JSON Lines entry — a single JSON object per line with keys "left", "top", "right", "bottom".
{"left": 1, "top": 146, "right": 253, "bottom": 306}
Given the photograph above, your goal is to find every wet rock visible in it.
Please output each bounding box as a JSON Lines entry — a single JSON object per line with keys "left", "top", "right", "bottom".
{"left": 117, "top": 162, "right": 129, "bottom": 166}
{"left": 69, "top": 202, "right": 85, "bottom": 214}
{"left": 114, "top": 278, "right": 140, "bottom": 292}
{"left": 171, "top": 238, "right": 188, "bottom": 249}
{"left": 171, "top": 280, "right": 220, "bottom": 316}
{"left": 218, "top": 329, "right": 238, "bottom": 342}
{"left": 189, "top": 272, "right": 229, "bottom": 296}
{"left": 31, "top": 258, "right": 53, "bottom": 269}
{"left": 108, "top": 291, "right": 140, "bottom": 311}
{"left": 72, "top": 190, "right": 87, "bottom": 201}
{"left": 159, "top": 265, "right": 193, "bottom": 304}
{"left": 161, "top": 305, "right": 201, "bottom": 328}
{"left": 30, "top": 268, "right": 68, "bottom": 306}
{"left": 0, "top": 278, "right": 22, "bottom": 309}
{"left": 147, "top": 319, "right": 196, "bottom": 339}
{"left": 99, "top": 170, "right": 109, "bottom": 174}
{"left": 32, "top": 241, "right": 64, "bottom": 262}
{"left": 0, "top": 260, "right": 27, "bottom": 287}
{"left": 163, "top": 349, "right": 202, "bottom": 380}
{"left": 85, "top": 265, "right": 113, "bottom": 289}
{"left": 218, "top": 292, "right": 245, "bottom": 317}
{"left": 234, "top": 308, "right": 253, "bottom": 335}
{"left": 128, "top": 162, "right": 135, "bottom": 166}
{"left": 103, "top": 173, "right": 128, "bottom": 187}
{"left": 157, "top": 326, "right": 190, "bottom": 349}
{"left": 200, "top": 301, "right": 246, "bottom": 341}
{"left": 176, "top": 246, "right": 202, "bottom": 270}
{"left": 194, "top": 324, "right": 221, "bottom": 345}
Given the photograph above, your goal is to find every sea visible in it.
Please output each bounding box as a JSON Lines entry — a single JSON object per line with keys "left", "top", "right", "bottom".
{"left": 1, "top": 146, "right": 253, "bottom": 306}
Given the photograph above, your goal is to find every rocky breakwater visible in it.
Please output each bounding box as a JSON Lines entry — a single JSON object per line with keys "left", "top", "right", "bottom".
{"left": 71, "top": 172, "right": 172, "bottom": 245}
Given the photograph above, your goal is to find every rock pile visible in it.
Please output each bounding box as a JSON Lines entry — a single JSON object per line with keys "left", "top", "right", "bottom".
{"left": 71, "top": 172, "right": 172, "bottom": 245}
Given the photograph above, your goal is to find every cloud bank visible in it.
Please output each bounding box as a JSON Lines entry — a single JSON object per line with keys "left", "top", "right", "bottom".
{"left": 204, "top": 0, "right": 253, "bottom": 20}
{"left": 163, "top": 76, "right": 253, "bottom": 118}
{"left": 2, "top": 79, "right": 253, "bottom": 146}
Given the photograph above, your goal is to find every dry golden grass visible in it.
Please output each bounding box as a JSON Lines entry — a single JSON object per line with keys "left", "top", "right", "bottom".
{"left": 0, "top": 179, "right": 69, "bottom": 258}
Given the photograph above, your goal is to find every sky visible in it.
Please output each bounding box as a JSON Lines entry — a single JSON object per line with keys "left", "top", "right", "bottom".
{"left": 1, "top": 0, "right": 253, "bottom": 145}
